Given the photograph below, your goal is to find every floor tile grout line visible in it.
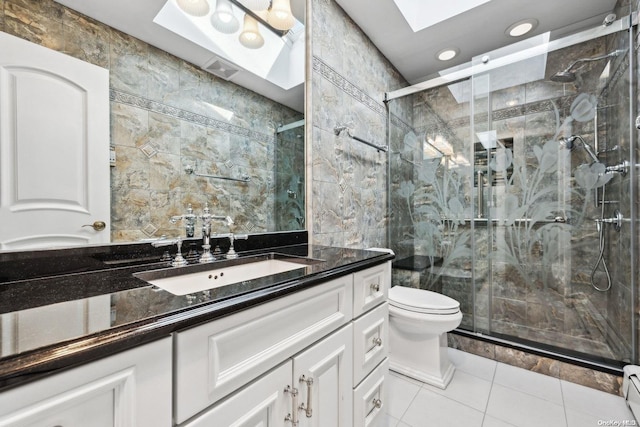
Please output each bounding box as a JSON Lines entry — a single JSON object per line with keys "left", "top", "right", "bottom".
{"left": 559, "top": 379, "right": 570, "bottom": 427}
{"left": 397, "top": 378, "right": 422, "bottom": 426}
{"left": 480, "top": 360, "right": 499, "bottom": 426}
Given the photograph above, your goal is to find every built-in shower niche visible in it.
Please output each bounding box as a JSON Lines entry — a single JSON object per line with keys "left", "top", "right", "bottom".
{"left": 473, "top": 137, "right": 514, "bottom": 187}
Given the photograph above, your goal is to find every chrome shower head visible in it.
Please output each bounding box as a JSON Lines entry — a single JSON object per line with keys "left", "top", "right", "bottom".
{"left": 550, "top": 70, "right": 576, "bottom": 83}
{"left": 550, "top": 49, "right": 626, "bottom": 83}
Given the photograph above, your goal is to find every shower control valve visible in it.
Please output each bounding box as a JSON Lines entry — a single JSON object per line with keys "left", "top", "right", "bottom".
{"left": 596, "top": 209, "right": 624, "bottom": 232}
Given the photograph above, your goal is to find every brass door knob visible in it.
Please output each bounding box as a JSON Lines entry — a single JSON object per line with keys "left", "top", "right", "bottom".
{"left": 82, "top": 221, "right": 106, "bottom": 231}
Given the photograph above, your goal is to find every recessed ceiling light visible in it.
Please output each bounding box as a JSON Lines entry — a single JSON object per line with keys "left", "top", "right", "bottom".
{"left": 506, "top": 19, "right": 538, "bottom": 37}
{"left": 437, "top": 48, "right": 459, "bottom": 61}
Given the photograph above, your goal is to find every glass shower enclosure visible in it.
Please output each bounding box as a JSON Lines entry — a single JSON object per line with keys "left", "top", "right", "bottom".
{"left": 387, "top": 15, "right": 636, "bottom": 368}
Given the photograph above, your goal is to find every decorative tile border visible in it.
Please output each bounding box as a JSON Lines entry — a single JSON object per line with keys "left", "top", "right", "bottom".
{"left": 312, "top": 56, "right": 386, "bottom": 117}
{"left": 109, "top": 89, "right": 275, "bottom": 144}
{"left": 311, "top": 56, "right": 416, "bottom": 137}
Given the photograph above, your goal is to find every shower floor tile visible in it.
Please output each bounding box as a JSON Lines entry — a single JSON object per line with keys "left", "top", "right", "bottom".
{"left": 386, "top": 348, "right": 635, "bottom": 427}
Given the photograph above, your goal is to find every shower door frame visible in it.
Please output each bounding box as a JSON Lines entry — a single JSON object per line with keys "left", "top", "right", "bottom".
{"left": 385, "top": 14, "right": 638, "bottom": 367}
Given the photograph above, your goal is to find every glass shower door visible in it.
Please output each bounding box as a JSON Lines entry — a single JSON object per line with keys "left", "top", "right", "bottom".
{"left": 471, "top": 27, "right": 634, "bottom": 364}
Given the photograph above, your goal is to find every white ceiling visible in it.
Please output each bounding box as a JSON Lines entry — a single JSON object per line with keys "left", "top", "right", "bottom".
{"left": 54, "top": 0, "right": 619, "bottom": 111}
{"left": 335, "top": 0, "right": 619, "bottom": 85}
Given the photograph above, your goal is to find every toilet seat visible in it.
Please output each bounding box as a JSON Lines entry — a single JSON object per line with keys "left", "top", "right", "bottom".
{"left": 388, "top": 286, "right": 460, "bottom": 315}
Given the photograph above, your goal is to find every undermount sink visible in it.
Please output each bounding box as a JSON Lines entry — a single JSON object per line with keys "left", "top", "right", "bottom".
{"left": 134, "top": 254, "right": 322, "bottom": 296}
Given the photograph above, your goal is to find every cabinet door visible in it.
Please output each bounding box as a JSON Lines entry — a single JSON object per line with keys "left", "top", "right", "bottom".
{"left": 293, "top": 325, "right": 353, "bottom": 427}
{"left": 0, "top": 337, "right": 172, "bottom": 427}
{"left": 184, "top": 361, "right": 292, "bottom": 427}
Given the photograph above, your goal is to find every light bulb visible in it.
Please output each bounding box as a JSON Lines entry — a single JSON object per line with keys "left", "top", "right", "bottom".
{"left": 268, "top": 0, "right": 294, "bottom": 31}
{"left": 176, "top": 0, "right": 210, "bottom": 17}
{"left": 239, "top": 14, "right": 264, "bottom": 49}
{"left": 211, "top": 0, "right": 239, "bottom": 33}
{"left": 238, "top": 0, "right": 270, "bottom": 11}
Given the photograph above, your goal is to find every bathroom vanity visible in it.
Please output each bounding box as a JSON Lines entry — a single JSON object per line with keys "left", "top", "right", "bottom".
{"left": 0, "top": 239, "right": 392, "bottom": 426}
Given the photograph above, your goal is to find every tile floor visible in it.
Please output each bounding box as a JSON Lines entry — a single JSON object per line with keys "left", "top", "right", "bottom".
{"left": 384, "top": 348, "right": 636, "bottom": 427}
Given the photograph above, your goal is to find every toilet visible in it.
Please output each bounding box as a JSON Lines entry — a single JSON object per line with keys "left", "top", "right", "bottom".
{"left": 388, "top": 285, "right": 462, "bottom": 389}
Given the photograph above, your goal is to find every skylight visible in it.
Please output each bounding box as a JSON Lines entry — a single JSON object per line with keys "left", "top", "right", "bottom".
{"left": 393, "top": 0, "right": 492, "bottom": 32}
{"left": 154, "top": 0, "right": 304, "bottom": 90}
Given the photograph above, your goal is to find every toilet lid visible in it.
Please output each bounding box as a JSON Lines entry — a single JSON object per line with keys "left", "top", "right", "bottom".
{"left": 388, "top": 286, "right": 460, "bottom": 315}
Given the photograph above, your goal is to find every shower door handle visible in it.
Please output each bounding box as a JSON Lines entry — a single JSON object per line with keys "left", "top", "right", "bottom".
{"left": 476, "top": 171, "right": 484, "bottom": 219}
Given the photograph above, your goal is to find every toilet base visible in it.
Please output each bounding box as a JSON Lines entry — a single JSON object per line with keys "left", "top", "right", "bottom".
{"left": 389, "top": 359, "right": 456, "bottom": 389}
{"left": 389, "top": 330, "right": 457, "bottom": 389}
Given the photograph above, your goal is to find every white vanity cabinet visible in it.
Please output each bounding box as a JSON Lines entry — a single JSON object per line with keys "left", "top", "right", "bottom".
{"left": 184, "top": 325, "right": 353, "bottom": 427}
{"left": 176, "top": 261, "right": 391, "bottom": 427}
{"left": 0, "top": 337, "right": 172, "bottom": 427}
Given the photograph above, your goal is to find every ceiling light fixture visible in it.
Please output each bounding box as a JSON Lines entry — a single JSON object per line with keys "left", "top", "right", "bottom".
{"left": 239, "top": 13, "right": 265, "bottom": 49}
{"left": 238, "top": 0, "right": 270, "bottom": 11}
{"left": 176, "top": 0, "right": 210, "bottom": 17}
{"left": 437, "top": 48, "right": 459, "bottom": 61}
{"left": 211, "top": 0, "right": 240, "bottom": 33}
{"left": 506, "top": 18, "right": 538, "bottom": 37}
{"left": 268, "top": 0, "right": 295, "bottom": 31}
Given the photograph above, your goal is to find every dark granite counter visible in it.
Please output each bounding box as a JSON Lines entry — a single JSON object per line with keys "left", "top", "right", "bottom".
{"left": 0, "top": 237, "right": 393, "bottom": 391}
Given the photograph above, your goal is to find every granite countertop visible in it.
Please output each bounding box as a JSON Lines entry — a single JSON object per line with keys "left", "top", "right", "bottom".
{"left": 0, "top": 241, "right": 393, "bottom": 391}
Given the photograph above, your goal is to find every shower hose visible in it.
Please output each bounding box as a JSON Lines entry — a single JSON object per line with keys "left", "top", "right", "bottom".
{"left": 590, "top": 185, "right": 612, "bottom": 292}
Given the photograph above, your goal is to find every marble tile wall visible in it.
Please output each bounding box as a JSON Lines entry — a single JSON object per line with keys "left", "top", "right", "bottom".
{"left": 310, "top": 0, "right": 405, "bottom": 249}
{"left": 0, "top": 0, "right": 303, "bottom": 241}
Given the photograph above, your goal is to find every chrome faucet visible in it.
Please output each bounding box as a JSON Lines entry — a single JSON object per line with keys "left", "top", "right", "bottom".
{"left": 199, "top": 203, "right": 234, "bottom": 263}
{"left": 170, "top": 204, "right": 198, "bottom": 238}
{"left": 151, "top": 237, "right": 188, "bottom": 267}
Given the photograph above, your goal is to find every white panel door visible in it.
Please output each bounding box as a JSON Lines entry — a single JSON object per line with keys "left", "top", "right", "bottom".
{"left": 0, "top": 32, "right": 110, "bottom": 250}
{"left": 293, "top": 325, "right": 353, "bottom": 427}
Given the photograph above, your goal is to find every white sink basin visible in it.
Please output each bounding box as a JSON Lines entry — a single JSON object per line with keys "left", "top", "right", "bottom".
{"left": 136, "top": 258, "right": 312, "bottom": 296}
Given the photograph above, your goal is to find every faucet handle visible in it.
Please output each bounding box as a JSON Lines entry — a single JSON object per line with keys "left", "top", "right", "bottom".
{"left": 225, "top": 234, "right": 248, "bottom": 259}
{"left": 172, "top": 238, "right": 188, "bottom": 267}
{"left": 151, "top": 237, "right": 188, "bottom": 267}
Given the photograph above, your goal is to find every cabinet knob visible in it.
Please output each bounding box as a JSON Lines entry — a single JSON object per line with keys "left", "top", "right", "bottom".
{"left": 373, "top": 337, "right": 383, "bottom": 346}
{"left": 370, "top": 283, "right": 380, "bottom": 292}
{"left": 373, "top": 398, "right": 382, "bottom": 409}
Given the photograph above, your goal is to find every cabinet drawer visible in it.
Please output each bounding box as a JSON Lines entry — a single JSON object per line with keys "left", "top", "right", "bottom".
{"left": 353, "top": 358, "right": 389, "bottom": 427}
{"left": 174, "top": 275, "right": 353, "bottom": 424}
{"left": 353, "top": 302, "right": 388, "bottom": 386}
{"left": 353, "top": 263, "right": 389, "bottom": 318}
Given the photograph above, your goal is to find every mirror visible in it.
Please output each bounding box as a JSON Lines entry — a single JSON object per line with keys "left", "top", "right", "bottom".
{"left": 0, "top": 0, "right": 305, "bottom": 251}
